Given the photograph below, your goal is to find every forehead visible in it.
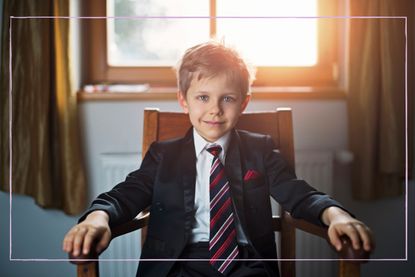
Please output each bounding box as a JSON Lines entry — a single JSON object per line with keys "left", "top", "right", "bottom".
{"left": 188, "top": 73, "right": 240, "bottom": 93}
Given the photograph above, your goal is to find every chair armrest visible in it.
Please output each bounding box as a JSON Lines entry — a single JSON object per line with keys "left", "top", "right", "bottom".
{"left": 69, "top": 212, "right": 150, "bottom": 264}
{"left": 111, "top": 211, "right": 150, "bottom": 239}
{"left": 277, "top": 214, "right": 371, "bottom": 261}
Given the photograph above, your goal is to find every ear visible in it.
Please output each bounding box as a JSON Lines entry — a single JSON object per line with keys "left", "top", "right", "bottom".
{"left": 177, "top": 91, "right": 189, "bottom": 114}
{"left": 240, "top": 95, "right": 251, "bottom": 113}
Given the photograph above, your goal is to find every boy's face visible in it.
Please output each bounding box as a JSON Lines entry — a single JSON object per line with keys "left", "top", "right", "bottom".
{"left": 178, "top": 73, "right": 250, "bottom": 142}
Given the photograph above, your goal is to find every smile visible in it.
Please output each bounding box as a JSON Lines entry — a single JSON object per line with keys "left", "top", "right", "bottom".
{"left": 203, "top": 120, "right": 224, "bottom": 126}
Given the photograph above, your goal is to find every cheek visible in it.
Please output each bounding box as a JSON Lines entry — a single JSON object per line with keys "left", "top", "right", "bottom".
{"left": 187, "top": 105, "right": 203, "bottom": 120}
{"left": 190, "top": 102, "right": 206, "bottom": 114}
{"left": 225, "top": 104, "right": 243, "bottom": 117}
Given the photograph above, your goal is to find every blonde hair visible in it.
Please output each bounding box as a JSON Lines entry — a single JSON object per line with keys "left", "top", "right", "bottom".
{"left": 176, "top": 41, "right": 255, "bottom": 97}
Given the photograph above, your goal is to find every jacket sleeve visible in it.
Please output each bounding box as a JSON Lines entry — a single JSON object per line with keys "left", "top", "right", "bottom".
{"left": 264, "top": 135, "right": 349, "bottom": 226}
{"left": 78, "top": 142, "right": 161, "bottom": 227}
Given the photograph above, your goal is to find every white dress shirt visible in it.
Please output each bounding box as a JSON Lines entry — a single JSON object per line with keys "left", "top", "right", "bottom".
{"left": 191, "top": 128, "right": 248, "bottom": 244}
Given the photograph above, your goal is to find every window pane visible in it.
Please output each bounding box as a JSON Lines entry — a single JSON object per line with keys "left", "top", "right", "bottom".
{"left": 216, "top": 0, "right": 318, "bottom": 66}
{"left": 107, "top": 0, "right": 209, "bottom": 66}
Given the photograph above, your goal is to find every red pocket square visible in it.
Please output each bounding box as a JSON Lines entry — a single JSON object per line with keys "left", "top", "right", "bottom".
{"left": 243, "top": 170, "right": 262, "bottom": 181}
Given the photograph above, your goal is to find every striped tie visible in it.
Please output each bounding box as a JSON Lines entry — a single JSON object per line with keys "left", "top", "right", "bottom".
{"left": 207, "top": 145, "right": 239, "bottom": 275}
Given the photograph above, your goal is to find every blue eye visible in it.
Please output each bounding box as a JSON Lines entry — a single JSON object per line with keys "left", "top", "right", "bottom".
{"left": 197, "top": 95, "right": 209, "bottom": 102}
{"left": 223, "top": 96, "right": 235, "bottom": 102}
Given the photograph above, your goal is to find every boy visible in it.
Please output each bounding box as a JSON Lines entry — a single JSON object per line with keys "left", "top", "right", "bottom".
{"left": 63, "top": 41, "right": 373, "bottom": 277}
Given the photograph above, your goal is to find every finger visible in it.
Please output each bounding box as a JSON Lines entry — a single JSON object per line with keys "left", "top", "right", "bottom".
{"left": 96, "top": 230, "right": 111, "bottom": 254}
{"left": 344, "top": 224, "right": 361, "bottom": 250}
{"left": 355, "top": 224, "right": 373, "bottom": 251}
{"left": 63, "top": 233, "right": 73, "bottom": 253}
{"left": 82, "top": 229, "right": 97, "bottom": 255}
{"left": 72, "top": 227, "right": 87, "bottom": 256}
{"left": 328, "top": 227, "right": 342, "bottom": 251}
{"left": 63, "top": 227, "right": 78, "bottom": 253}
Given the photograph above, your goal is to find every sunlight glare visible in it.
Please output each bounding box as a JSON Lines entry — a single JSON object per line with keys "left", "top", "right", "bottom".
{"left": 216, "top": 0, "right": 318, "bottom": 66}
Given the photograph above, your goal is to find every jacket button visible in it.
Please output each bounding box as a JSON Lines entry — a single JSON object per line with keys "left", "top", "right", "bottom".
{"left": 155, "top": 202, "right": 163, "bottom": 211}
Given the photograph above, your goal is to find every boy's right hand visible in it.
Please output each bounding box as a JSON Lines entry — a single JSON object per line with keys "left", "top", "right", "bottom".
{"left": 62, "top": 210, "right": 111, "bottom": 257}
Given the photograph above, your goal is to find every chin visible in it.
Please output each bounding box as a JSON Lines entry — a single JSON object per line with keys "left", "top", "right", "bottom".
{"left": 203, "top": 134, "right": 219, "bottom": 142}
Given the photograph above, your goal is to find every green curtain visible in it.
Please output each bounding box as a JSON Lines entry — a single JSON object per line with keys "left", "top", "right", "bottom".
{"left": 0, "top": 0, "right": 87, "bottom": 215}
{"left": 348, "top": 0, "right": 414, "bottom": 199}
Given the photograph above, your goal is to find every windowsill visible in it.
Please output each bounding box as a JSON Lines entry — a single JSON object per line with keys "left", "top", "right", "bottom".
{"left": 77, "top": 86, "right": 347, "bottom": 101}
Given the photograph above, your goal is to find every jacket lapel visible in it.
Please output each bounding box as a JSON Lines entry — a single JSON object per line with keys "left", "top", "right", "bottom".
{"left": 179, "top": 128, "right": 197, "bottom": 240}
{"left": 225, "top": 130, "right": 248, "bottom": 232}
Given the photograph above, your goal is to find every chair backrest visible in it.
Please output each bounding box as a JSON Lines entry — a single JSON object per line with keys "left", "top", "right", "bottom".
{"left": 142, "top": 108, "right": 295, "bottom": 168}
{"left": 142, "top": 107, "right": 296, "bottom": 276}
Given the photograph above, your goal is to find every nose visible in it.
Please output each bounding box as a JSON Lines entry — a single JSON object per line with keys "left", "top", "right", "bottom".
{"left": 209, "top": 99, "right": 223, "bottom": 115}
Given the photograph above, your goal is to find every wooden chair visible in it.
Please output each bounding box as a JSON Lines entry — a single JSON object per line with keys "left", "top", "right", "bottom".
{"left": 71, "top": 108, "right": 370, "bottom": 277}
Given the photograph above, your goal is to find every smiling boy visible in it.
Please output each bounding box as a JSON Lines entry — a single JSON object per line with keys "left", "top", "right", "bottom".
{"left": 63, "top": 41, "right": 373, "bottom": 277}
{"left": 178, "top": 73, "right": 250, "bottom": 143}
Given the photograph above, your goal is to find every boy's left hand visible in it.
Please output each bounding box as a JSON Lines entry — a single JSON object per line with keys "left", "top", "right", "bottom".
{"left": 321, "top": 206, "right": 374, "bottom": 252}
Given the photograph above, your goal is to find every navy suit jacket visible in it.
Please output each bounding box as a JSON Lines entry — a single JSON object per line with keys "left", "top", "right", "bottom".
{"left": 82, "top": 128, "right": 343, "bottom": 276}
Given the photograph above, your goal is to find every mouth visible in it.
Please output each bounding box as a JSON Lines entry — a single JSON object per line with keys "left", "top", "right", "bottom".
{"left": 203, "top": 120, "right": 225, "bottom": 126}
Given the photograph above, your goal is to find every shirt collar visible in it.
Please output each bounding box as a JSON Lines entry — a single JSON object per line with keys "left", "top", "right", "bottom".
{"left": 193, "top": 128, "right": 231, "bottom": 159}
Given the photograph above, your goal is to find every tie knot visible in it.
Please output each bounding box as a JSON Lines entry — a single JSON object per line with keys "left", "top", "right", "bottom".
{"left": 207, "top": 145, "right": 222, "bottom": 157}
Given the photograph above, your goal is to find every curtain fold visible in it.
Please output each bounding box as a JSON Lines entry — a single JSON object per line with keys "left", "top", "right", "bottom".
{"left": 0, "top": 0, "right": 87, "bottom": 215}
{"left": 348, "top": 0, "right": 413, "bottom": 199}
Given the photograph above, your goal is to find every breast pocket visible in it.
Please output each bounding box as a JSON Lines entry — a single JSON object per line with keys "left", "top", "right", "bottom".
{"left": 243, "top": 175, "right": 265, "bottom": 191}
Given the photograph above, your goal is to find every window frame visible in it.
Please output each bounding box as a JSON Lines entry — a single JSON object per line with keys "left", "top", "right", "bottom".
{"left": 81, "top": 0, "right": 340, "bottom": 88}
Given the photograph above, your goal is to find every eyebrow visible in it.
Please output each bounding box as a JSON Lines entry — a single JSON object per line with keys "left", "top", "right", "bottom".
{"left": 194, "top": 90, "right": 239, "bottom": 95}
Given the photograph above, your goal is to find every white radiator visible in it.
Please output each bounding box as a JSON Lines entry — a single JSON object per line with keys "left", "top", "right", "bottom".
{"left": 99, "top": 153, "right": 142, "bottom": 277}
{"left": 294, "top": 150, "right": 335, "bottom": 277}
{"left": 98, "top": 150, "right": 334, "bottom": 277}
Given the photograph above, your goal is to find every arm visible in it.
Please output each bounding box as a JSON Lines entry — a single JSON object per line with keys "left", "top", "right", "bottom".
{"left": 63, "top": 142, "right": 161, "bottom": 257}
{"left": 264, "top": 135, "right": 341, "bottom": 226}
{"left": 81, "top": 143, "right": 160, "bottom": 227}
{"left": 263, "top": 135, "right": 374, "bottom": 252}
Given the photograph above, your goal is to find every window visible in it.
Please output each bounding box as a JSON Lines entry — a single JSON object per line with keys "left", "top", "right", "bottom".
{"left": 82, "top": 0, "right": 340, "bottom": 89}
